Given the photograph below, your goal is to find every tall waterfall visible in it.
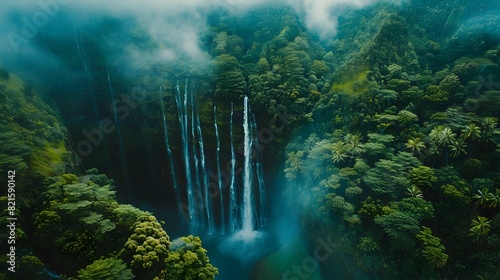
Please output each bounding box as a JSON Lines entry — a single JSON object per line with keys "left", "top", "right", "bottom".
{"left": 169, "top": 82, "right": 267, "bottom": 235}
{"left": 252, "top": 114, "right": 268, "bottom": 228}
{"left": 106, "top": 65, "right": 131, "bottom": 196}
{"left": 73, "top": 24, "right": 98, "bottom": 117}
{"left": 214, "top": 103, "right": 225, "bottom": 234}
{"left": 219, "top": 97, "right": 268, "bottom": 261}
{"left": 173, "top": 79, "right": 213, "bottom": 231}
{"left": 159, "top": 84, "right": 180, "bottom": 205}
{"left": 241, "top": 96, "right": 254, "bottom": 233}
{"left": 190, "top": 83, "right": 203, "bottom": 228}
{"left": 174, "top": 80, "right": 196, "bottom": 227}
{"left": 229, "top": 102, "right": 238, "bottom": 233}
{"left": 197, "top": 108, "right": 214, "bottom": 234}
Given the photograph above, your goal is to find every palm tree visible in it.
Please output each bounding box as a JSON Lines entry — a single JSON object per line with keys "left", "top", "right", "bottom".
{"left": 407, "top": 185, "right": 424, "bottom": 199}
{"left": 427, "top": 142, "right": 441, "bottom": 167}
{"left": 345, "top": 133, "right": 364, "bottom": 157}
{"left": 439, "top": 127, "right": 457, "bottom": 146}
{"left": 405, "top": 137, "right": 426, "bottom": 155}
{"left": 461, "top": 123, "right": 482, "bottom": 142}
{"left": 438, "top": 127, "right": 456, "bottom": 164}
{"left": 428, "top": 127, "right": 445, "bottom": 166}
{"left": 469, "top": 216, "right": 491, "bottom": 243}
{"left": 285, "top": 151, "right": 304, "bottom": 180}
{"left": 449, "top": 138, "right": 467, "bottom": 159}
{"left": 303, "top": 134, "right": 319, "bottom": 154}
{"left": 428, "top": 126, "right": 443, "bottom": 144}
{"left": 331, "top": 141, "right": 348, "bottom": 164}
{"left": 481, "top": 117, "right": 498, "bottom": 139}
{"left": 473, "top": 188, "right": 491, "bottom": 207}
{"left": 485, "top": 189, "right": 500, "bottom": 208}
{"left": 344, "top": 134, "right": 364, "bottom": 166}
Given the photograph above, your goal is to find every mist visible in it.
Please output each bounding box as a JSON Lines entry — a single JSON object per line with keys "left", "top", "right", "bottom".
{"left": 0, "top": 0, "right": 407, "bottom": 86}
{"left": 0, "top": 0, "right": 395, "bottom": 269}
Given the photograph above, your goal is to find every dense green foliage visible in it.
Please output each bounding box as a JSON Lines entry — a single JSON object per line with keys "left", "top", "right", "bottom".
{"left": 0, "top": 71, "right": 217, "bottom": 279}
{"left": 158, "top": 235, "right": 218, "bottom": 280}
{"left": 2, "top": 168, "right": 218, "bottom": 279}
{"left": 276, "top": 1, "right": 500, "bottom": 278}
{"left": 77, "top": 258, "right": 134, "bottom": 280}
{"left": 0, "top": 73, "right": 71, "bottom": 182}
{"left": 1, "top": 0, "right": 500, "bottom": 279}
{"left": 0, "top": 73, "right": 75, "bottom": 279}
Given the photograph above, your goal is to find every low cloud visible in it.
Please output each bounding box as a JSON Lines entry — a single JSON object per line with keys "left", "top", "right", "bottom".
{"left": 0, "top": 0, "right": 399, "bottom": 83}
{"left": 289, "top": 0, "right": 378, "bottom": 38}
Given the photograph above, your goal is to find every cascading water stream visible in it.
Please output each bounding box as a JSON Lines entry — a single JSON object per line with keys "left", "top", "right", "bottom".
{"left": 214, "top": 103, "right": 225, "bottom": 234}
{"left": 73, "top": 25, "right": 89, "bottom": 75}
{"left": 241, "top": 96, "right": 254, "bottom": 233}
{"left": 106, "top": 64, "right": 132, "bottom": 197}
{"left": 219, "top": 97, "right": 269, "bottom": 263}
{"left": 252, "top": 114, "right": 267, "bottom": 228}
{"left": 73, "top": 24, "right": 98, "bottom": 116}
{"left": 41, "top": 33, "right": 63, "bottom": 98}
{"left": 175, "top": 80, "right": 196, "bottom": 227}
{"left": 171, "top": 88, "right": 266, "bottom": 236}
{"left": 197, "top": 106, "right": 214, "bottom": 234}
{"left": 159, "top": 83, "right": 180, "bottom": 206}
{"left": 229, "top": 102, "right": 238, "bottom": 233}
{"left": 189, "top": 81, "right": 204, "bottom": 229}
{"left": 105, "top": 70, "right": 120, "bottom": 130}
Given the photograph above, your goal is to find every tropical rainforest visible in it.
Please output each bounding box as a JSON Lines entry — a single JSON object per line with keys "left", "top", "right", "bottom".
{"left": 1, "top": 0, "right": 500, "bottom": 279}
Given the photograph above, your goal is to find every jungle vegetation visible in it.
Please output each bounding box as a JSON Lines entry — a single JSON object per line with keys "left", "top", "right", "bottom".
{"left": 0, "top": 73, "right": 217, "bottom": 279}
{"left": 1, "top": 0, "right": 500, "bottom": 279}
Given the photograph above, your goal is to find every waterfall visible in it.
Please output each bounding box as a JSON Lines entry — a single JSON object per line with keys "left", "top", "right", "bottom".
{"left": 106, "top": 64, "right": 131, "bottom": 197}
{"left": 73, "top": 24, "right": 98, "bottom": 116}
{"left": 174, "top": 80, "right": 196, "bottom": 227}
{"left": 105, "top": 69, "right": 123, "bottom": 157}
{"left": 159, "top": 84, "right": 180, "bottom": 206}
{"left": 190, "top": 82, "right": 204, "bottom": 229}
{"left": 241, "top": 96, "right": 254, "bottom": 233}
{"left": 229, "top": 102, "right": 238, "bottom": 233}
{"left": 214, "top": 103, "right": 225, "bottom": 234}
{"left": 41, "top": 33, "right": 62, "bottom": 97}
{"left": 219, "top": 96, "right": 268, "bottom": 260}
{"left": 252, "top": 114, "right": 267, "bottom": 228}
{"left": 171, "top": 85, "right": 267, "bottom": 236}
{"left": 73, "top": 25, "right": 89, "bottom": 75}
{"left": 197, "top": 107, "right": 214, "bottom": 234}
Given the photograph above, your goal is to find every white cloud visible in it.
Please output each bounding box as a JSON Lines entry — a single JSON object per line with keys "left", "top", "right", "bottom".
{"left": 0, "top": 0, "right": 400, "bottom": 81}
{"left": 287, "top": 0, "right": 378, "bottom": 38}
{"left": 1, "top": 0, "right": 383, "bottom": 46}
